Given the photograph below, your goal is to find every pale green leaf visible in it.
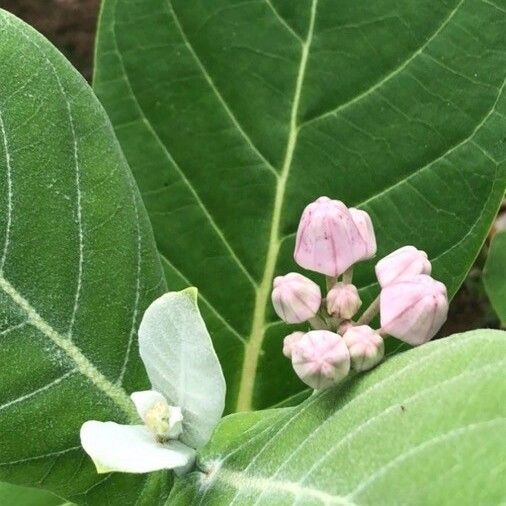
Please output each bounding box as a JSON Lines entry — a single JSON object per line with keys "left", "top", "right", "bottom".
{"left": 483, "top": 229, "right": 506, "bottom": 325}
{"left": 170, "top": 329, "right": 506, "bottom": 505}
{"left": 94, "top": 0, "right": 506, "bottom": 411}
{"left": 139, "top": 289, "right": 226, "bottom": 449}
{"left": 0, "top": 10, "right": 169, "bottom": 505}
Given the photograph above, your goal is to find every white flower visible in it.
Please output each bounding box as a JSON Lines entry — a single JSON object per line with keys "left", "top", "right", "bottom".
{"left": 80, "top": 289, "right": 226, "bottom": 475}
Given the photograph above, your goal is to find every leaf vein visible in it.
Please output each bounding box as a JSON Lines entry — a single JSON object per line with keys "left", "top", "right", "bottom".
{"left": 166, "top": 0, "right": 279, "bottom": 176}
{"left": 109, "top": 5, "right": 259, "bottom": 289}
{"left": 0, "top": 369, "right": 77, "bottom": 413}
{"left": 160, "top": 253, "right": 246, "bottom": 345}
{"left": 349, "top": 418, "right": 505, "bottom": 499}
{"left": 0, "top": 275, "right": 137, "bottom": 421}
{"left": 301, "top": 0, "right": 465, "bottom": 127}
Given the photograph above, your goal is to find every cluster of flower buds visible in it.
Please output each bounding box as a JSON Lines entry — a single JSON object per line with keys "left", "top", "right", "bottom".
{"left": 272, "top": 196, "right": 449, "bottom": 391}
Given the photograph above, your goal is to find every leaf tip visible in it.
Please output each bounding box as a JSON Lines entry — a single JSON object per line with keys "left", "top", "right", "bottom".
{"left": 181, "top": 287, "right": 199, "bottom": 303}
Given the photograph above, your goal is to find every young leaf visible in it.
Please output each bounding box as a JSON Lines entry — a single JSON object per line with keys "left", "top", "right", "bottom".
{"left": 94, "top": 0, "right": 506, "bottom": 411}
{"left": 0, "top": 10, "right": 168, "bottom": 505}
{"left": 483, "top": 230, "right": 506, "bottom": 326}
{"left": 139, "top": 289, "right": 226, "bottom": 450}
{"left": 170, "top": 329, "right": 506, "bottom": 504}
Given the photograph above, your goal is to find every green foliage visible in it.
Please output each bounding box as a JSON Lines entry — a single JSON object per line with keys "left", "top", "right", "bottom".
{"left": 0, "top": 10, "right": 168, "bottom": 505}
{"left": 94, "top": 0, "right": 506, "bottom": 412}
{"left": 0, "top": 1, "right": 505, "bottom": 504}
{"left": 0, "top": 482, "right": 64, "bottom": 506}
{"left": 484, "top": 229, "right": 506, "bottom": 326}
{"left": 171, "top": 330, "right": 506, "bottom": 505}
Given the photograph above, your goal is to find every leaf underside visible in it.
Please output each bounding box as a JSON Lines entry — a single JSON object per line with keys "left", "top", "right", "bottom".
{"left": 170, "top": 330, "right": 506, "bottom": 505}
{"left": 0, "top": 10, "right": 168, "bottom": 506}
{"left": 94, "top": 0, "right": 506, "bottom": 412}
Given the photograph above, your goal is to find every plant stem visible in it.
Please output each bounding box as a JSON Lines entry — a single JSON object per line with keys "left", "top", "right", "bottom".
{"left": 356, "top": 295, "right": 380, "bottom": 325}
{"left": 326, "top": 275, "right": 338, "bottom": 291}
{"left": 342, "top": 267, "right": 353, "bottom": 285}
{"left": 309, "top": 315, "right": 327, "bottom": 330}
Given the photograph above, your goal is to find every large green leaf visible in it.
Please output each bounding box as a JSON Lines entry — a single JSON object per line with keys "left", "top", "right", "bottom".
{"left": 0, "top": 482, "right": 64, "bottom": 506}
{"left": 0, "top": 10, "right": 169, "bottom": 505}
{"left": 94, "top": 0, "right": 506, "bottom": 411}
{"left": 483, "top": 229, "right": 506, "bottom": 325}
{"left": 170, "top": 329, "right": 506, "bottom": 504}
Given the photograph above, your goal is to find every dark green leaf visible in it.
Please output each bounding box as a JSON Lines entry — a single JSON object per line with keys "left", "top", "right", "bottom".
{"left": 94, "top": 0, "right": 506, "bottom": 411}
{"left": 0, "top": 482, "right": 64, "bottom": 506}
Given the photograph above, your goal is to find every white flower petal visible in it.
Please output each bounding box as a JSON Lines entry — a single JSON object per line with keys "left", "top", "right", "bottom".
{"left": 130, "top": 390, "right": 166, "bottom": 420}
{"left": 80, "top": 421, "right": 195, "bottom": 474}
{"left": 138, "top": 289, "right": 226, "bottom": 450}
{"left": 167, "top": 406, "right": 184, "bottom": 439}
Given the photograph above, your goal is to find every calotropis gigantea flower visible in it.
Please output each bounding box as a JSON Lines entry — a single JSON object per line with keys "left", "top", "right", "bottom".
{"left": 380, "top": 274, "right": 448, "bottom": 345}
{"left": 291, "top": 330, "right": 350, "bottom": 390}
{"left": 342, "top": 325, "right": 384, "bottom": 371}
{"left": 80, "top": 289, "right": 226, "bottom": 475}
{"left": 349, "top": 208, "right": 377, "bottom": 260}
{"left": 375, "top": 245, "right": 431, "bottom": 288}
{"left": 326, "top": 282, "right": 362, "bottom": 320}
{"left": 272, "top": 272, "right": 322, "bottom": 323}
{"left": 294, "top": 197, "right": 368, "bottom": 277}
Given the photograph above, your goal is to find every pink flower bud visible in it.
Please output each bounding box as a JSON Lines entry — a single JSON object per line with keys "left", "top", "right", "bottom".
{"left": 349, "top": 208, "right": 377, "bottom": 260}
{"left": 375, "top": 245, "right": 431, "bottom": 288}
{"left": 380, "top": 274, "right": 448, "bottom": 345}
{"left": 282, "top": 331, "right": 304, "bottom": 359}
{"left": 294, "top": 197, "right": 367, "bottom": 277}
{"left": 272, "top": 273, "right": 321, "bottom": 323}
{"left": 342, "top": 325, "right": 384, "bottom": 371}
{"left": 291, "top": 330, "right": 350, "bottom": 390}
{"left": 326, "top": 282, "right": 362, "bottom": 320}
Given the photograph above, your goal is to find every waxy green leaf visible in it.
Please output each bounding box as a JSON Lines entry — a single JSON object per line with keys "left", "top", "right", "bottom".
{"left": 483, "top": 229, "right": 506, "bottom": 325}
{"left": 0, "top": 10, "right": 168, "bottom": 505}
{"left": 170, "top": 329, "right": 506, "bottom": 505}
{"left": 95, "top": 0, "right": 506, "bottom": 411}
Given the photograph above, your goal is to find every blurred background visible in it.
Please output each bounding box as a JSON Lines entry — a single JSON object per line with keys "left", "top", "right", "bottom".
{"left": 1, "top": 0, "right": 503, "bottom": 335}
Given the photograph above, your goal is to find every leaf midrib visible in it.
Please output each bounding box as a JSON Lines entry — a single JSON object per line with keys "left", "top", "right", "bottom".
{"left": 0, "top": 13, "right": 137, "bottom": 422}
{"left": 98, "top": 0, "right": 502, "bottom": 415}
{"left": 235, "top": 0, "right": 319, "bottom": 412}
{"left": 0, "top": 275, "right": 136, "bottom": 421}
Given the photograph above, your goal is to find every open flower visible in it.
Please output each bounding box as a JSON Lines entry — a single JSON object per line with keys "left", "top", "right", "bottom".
{"left": 80, "top": 289, "right": 226, "bottom": 475}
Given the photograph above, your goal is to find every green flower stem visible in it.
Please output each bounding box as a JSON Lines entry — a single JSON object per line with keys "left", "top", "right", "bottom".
{"left": 356, "top": 295, "right": 380, "bottom": 325}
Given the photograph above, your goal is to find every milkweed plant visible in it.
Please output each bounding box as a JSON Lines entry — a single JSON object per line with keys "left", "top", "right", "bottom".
{"left": 0, "top": 2, "right": 504, "bottom": 506}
